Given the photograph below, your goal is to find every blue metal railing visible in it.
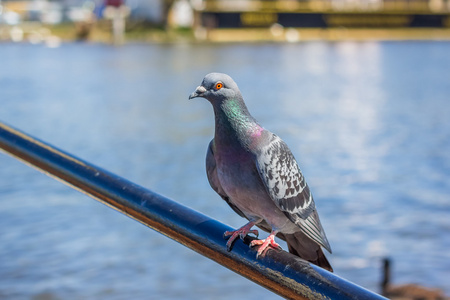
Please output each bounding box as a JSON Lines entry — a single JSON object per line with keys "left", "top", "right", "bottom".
{"left": 0, "top": 122, "right": 387, "bottom": 300}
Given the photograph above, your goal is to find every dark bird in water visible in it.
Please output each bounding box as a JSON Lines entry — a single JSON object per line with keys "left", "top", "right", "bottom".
{"left": 381, "top": 258, "right": 447, "bottom": 300}
{"left": 189, "top": 73, "right": 332, "bottom": 272}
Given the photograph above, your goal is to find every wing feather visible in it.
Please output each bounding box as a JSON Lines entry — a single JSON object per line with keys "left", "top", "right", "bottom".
{"left": 255, "top": 134, "right": 332, "bottom": 253}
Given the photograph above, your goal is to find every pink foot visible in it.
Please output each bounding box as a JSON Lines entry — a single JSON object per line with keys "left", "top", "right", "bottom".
{"left": 250, "top": 232, "right": 281, "bottom": 258}
{"left": 223, "top": 222, "right": 259, "bottom": 251}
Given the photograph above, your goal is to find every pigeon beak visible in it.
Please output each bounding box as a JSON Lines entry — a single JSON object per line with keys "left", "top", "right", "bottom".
{"left": 189, "top": 86, "right": 207, "bottom": 100}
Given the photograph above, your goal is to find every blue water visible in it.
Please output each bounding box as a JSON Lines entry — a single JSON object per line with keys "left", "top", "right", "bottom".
{"left": 0, "top": 41, "right": 449, "bottom": 299}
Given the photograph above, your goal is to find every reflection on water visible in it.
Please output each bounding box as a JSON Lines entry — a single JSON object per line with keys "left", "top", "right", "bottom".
{"left": 0, "top": 41, "right": 449, "bottom": 299}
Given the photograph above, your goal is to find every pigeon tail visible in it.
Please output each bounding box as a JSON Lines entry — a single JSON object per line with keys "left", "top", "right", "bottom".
{"left": 283, "top": 231, "right": 333, "bottom": 272}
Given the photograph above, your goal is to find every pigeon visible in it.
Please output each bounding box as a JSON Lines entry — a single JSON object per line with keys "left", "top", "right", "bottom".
{"left": 189, "top": 73, "right": 333, "bottom": 272}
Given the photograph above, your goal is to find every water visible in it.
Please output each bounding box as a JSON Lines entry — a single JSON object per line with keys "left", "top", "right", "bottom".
{"left": 0, "top": 41, "right": 449, "bottom": 299}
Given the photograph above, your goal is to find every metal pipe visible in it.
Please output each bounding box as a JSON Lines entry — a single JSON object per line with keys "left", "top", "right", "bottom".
{"left": 0, "top": 122, "right": 387, "bottom": 300}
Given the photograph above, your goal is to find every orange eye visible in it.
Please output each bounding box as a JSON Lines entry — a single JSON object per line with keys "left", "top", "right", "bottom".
{"left": 215, "top": 82, "right": 223, "bottom": 90}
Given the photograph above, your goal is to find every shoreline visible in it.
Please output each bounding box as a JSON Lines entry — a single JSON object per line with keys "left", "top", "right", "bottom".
{"left": 2, "top": 23, "right": 450, "bottom": 44}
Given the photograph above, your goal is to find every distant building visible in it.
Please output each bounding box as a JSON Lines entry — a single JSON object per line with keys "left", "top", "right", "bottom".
{"left": 0, "top": 0, "right": 162, "bottom": 24}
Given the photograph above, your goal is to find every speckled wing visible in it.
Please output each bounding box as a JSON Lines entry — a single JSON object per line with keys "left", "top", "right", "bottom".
{"left": 255, "top": 134, "right": 332, "bottom": 253}
{"left": 206, "top": 139, "right": 246, "bottom": 218}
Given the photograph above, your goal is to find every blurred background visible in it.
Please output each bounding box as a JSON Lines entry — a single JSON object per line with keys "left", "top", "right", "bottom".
{"left": 1, "top": 0, "right": 450, "bottom": 43}
{"left": 1, "top": 1, "right": 450, "bottom": 299}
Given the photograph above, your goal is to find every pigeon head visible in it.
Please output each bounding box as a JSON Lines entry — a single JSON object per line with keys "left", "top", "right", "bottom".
{"left": 189, "top": 73, "right": 242, "bottom": 104}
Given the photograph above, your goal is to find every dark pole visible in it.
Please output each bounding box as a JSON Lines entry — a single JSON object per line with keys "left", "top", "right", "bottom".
{"left": 0, "top": 122, "right": 387, "bottom": 300}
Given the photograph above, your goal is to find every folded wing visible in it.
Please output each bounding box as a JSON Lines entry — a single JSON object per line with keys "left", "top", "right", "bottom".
{"left": 255, "top": 134, "right": 332, "bottom": 253}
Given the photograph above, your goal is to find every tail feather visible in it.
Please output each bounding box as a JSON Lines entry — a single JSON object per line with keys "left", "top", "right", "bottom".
{"left": 282, "top": 231, "right": 333, "bottom": 272}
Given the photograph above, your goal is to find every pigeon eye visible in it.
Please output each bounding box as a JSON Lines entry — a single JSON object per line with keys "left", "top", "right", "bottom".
{"left": 215, "top": 82, "right": 223, "bottom": 90}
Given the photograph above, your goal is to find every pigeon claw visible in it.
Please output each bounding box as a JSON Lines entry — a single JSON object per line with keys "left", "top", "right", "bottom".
{"left": 223, "top": 222, "right": 258, "bottom": 252}
{"left": 250, "top": 233, "right": 281, "bottom": 258}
